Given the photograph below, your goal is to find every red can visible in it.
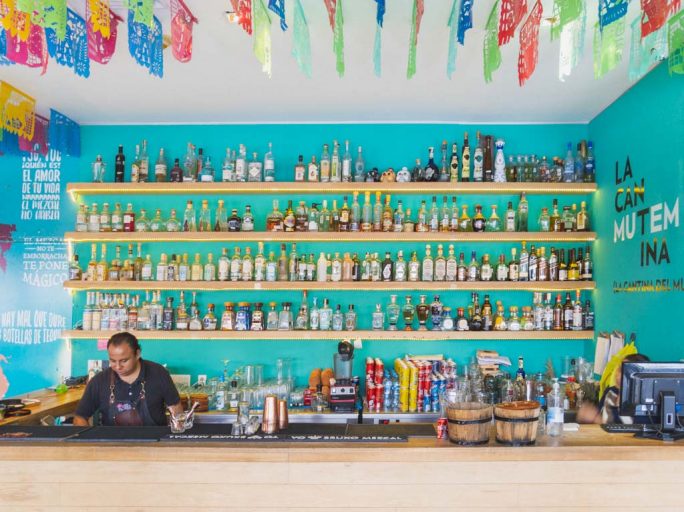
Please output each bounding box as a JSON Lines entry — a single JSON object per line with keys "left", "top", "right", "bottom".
{"left": 366, "top": 357, "right": 375, "bottom": 381}
{"left": 374, "top": 358, "right": 384, "bottom": 385}
{"left": 366, "top": 382, "right": 376, "bottom": 411}
{"left": 375, "top": 383, "right": 384, "bottom": 412}
{"left": 437, "top": 417, "right": 448, "bottom": 439}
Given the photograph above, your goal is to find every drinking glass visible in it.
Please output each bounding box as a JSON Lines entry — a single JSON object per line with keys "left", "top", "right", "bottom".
{"left": 169, "top": 411, "right": 189, "bottom": 433}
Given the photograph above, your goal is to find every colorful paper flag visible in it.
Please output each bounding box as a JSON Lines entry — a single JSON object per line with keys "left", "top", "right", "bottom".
{"left": 5, "top": 18, "right": 47, "bottom": 71}
{"left": 558, "top": 2, "right": 586, "bottom": 81}
{"left": 550, "top": 0, "right": 582, "bottom": 40}
{"left": 130, "top": 0, "right": 153, "bottom": 28}
{"left": 484, "top": 0, "right": 502, "bottom": 82}
{"left": 46, "top": 8, "right": 89, "bottom": 77}
{"left": 48, "top": 108, "right": 79, "bottom": 157}
{"left": 87, "top": 2, "right": 121, "bottom": 64}
{"left": 599, "top": 0, "right": 628, "bottom": 29}
{"left": 630, "top": 15, "right": 668, "bottom": 80}
{"left": 0, "top": 27, "right": 14, "bottom": 65}
{"left": 170, "top": 0, "right": 198, "bottom": 63}
{"left": 268, "top": 0, "right": 286, "bottom": 30}
{"left": 518, "top": 0, "right": 543, "bottom": 85}
{"left": 19, "top": 112, "right": 47, "bottom": 155}
{"left": 373, "top": 0, "right": 385, "bottom": 77}
{"left": 291, "top": 0, "right": 311, "bottom": 77}
{"left": 87, "top": 0, "right": 110, "bottom": 39}
{"left": 594, "top": 18, "right": 626, "bottom": 78}
{"left": 499, "top": 0, "right": 527, "bottom": 46}
{"left": 323, "top": 0, "right": 335, "bottom": 30}
{"left": 128, "top": 10, "right": 163, "bottom": 77}
{"left": 238, "top": 0, "right": 252, "bottom": 35}
{"left": 406, "top": 0, "right": 424, "bottom": 79}
{"left": 253, "top": 0, "right": 272, "bottom": 77}
{"left": 668, "top": 8, "right": 684, "bottom": 74}
{"left": 0, "top": 80, "right": 35, "bottom": 140}
{"left": 333, "top": 0, "right": 344, "bottom": 77}
{"left": 457, "top": 0, "right": 473, "bottom": 44}
{"left": 641, "top": 0, "right": 669, "bottom": 37}
{"left": 447, "top": 0, "right": 459, "bottom": 78}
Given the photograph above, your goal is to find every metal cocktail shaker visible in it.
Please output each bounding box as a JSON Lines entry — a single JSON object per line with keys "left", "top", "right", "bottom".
{"left": 277, "top": 399, "right": 289, "bottom": 430}
{"left": 262, "top": 394, "right": 279, "bottom": 434}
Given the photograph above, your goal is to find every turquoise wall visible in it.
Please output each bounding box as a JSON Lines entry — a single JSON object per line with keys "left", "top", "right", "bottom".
{"left": 590, "top": 62, "right": 684, "bottom": 361}
{"left": 70, "top": 123, "right": 593, "bottom": 386}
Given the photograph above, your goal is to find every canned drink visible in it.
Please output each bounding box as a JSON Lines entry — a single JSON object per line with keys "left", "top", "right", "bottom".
{"left": 408, "top": 362, "right": 419, "bottom": 387}
{"left": 366, "top": 382, "right": 375, "bottom": 411}
{"left": 374, "top": 358, "right": 384, "bottom": 385}
{"left": 409, "top": 386, "right": 418, "bottom": 412}
{"left": 437, "top": 417, "right": 448, "bottom": 440}
{"left": 375, "top": 383, "right": 384, "bottom": 412}
{"left": 366, "top": 357, "right": 375, "bottom": 381}
{"left": 400, "top": 386, "right": 409, "bottom": 412}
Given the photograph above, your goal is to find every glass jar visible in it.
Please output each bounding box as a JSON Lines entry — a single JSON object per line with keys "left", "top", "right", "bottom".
{"left": 251, "top": 302, "right": 264, "bottom": 331}
{"left": 507, "top": 306, "right": 521, "bottom": 331}
{"left": 266, "top": 301, "right": 279, "bottom": 330}
{"left": 278, "top": 302, "right": 293, "bottom": 330}
{"left": 235, "top": 302, "right": 251, "bottom": 331}
{"left": 220, "top": 302, "right": 236, "bottom": 330}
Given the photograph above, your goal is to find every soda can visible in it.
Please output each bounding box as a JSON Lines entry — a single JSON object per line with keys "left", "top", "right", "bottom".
{"left": 375, "top": 383, "right": 384, "bottom": 412}
{"left": 366, "top": 357, "right": 375, "bottom": 381}
{"left": 436, "top": 417, "right": 448, "bottom": 440}
{"left": 366, "top": 382, "right": 376, "bottom": 411}
{"left": 409, "top": 386, "right": 418, "bottom": 412}
{"left": 374, "top": 358, "right": 384, "bottom": 385}
{"left": 408, "top": 362, "right": 419, "bottom": 387}
{"left": 400, "top": 386, "right": 409, "bottom": 412}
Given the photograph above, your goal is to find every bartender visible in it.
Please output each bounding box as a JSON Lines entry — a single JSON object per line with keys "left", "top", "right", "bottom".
{"left": 73, "top": 332, "right": 182, "bottom": 427}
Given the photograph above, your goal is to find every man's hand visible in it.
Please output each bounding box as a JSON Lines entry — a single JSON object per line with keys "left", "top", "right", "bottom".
{"left": 72, "top": 415, "right": 90, "bottom": 427}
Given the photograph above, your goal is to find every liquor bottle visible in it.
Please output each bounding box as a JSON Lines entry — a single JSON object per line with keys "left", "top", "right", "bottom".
{"left": 235, "top": 144, "right": 247, "bottom": 182}
{"left": 458, "top": 205, "right": 472, "bottom": 232}
{"left": 449, "top": 142, "right": 459, "bottom": 182}
{"left": 320, "top": 144, "right": 331, "bottom": 182}
{"left": 508, "top": 248, "right": 520, "bottom": 281}
{"left": 516, "top": 192, "right": 528, "bottom": 232}
{"left": 402, "top": 296, "right": 416, "bottom": 331}
{"left": 483, "top": 135, "right": 493, "bottom": 182}
{"left": 183, "top": 200, "right": 196, "bottom": 232}
{"left": 584, "top": 141, "right": 595, "bottom": 182}
{"left": 139, "top": 140, "right": 149, "bottom": 182}
{"left": 576, "top": 201, "right": 589, "bottom": 231}
{"left": 469, "top": 294, "right": 483, "bottom": 331}
{"left": 496, "top": 254, "right": 508, "bottom": 281}
{"left": 528, "top": 245, "right": 538, "bottom": 281}
{"left": 472, "top": 132, "right": 483, "bottom": 182}
{"left": 345, "top": 304, "right": 357, "bottom": 330}
{"left": 349, "top": 191, "right": 361, "bottom": 232}
{"left": 386, "top": 295, "right": 400, "bottom": 330}
{"left": 428, "top": 196, "right": 439, "bottom": 232}
{"left": 472, "top": 205, "right": 486, "bottom": 232}
{"left": 467, "top": 251, "right": 480, "bottom": 282}
{"left": 161, "top": 297, "right": 175, "bottom": 331}
{"left": 382, "top": 194, "right": 393, "bottom": 232}
{"left": 438, "top": 140, "right": 449, "bottom": 182}
{"left": 266, "top": 200, "right": 284, "bottom": 231}
{"left": 330, "top": 140, "right": 341, "bottom": 182}
{"left": 114, "top": 146, "right": 125, "bottom": 182}
{"left": 266, "top": 251, "right": 278, "bottom": 281}
{"left": 412, "top": 158, "right": 424, "bottom": 182}
{"left": 294, "top": 155, "right": 305, "bottom": 182}
{"left": 154, "top": 148, "right": 167, "bottom": 182}
{"left": 319, "top": 200, "right": 331, "bottom": 232}
{"left": 69, "top": 254, "right": 82, "bottom": 281}
{"left": 519, "top": 241, "right": 529, "bottom": 281}
{"left": 360, "top": 191, "right": 372, "bottom": 232}
{"left": 461, "top": 132, "right": 471, "bottom": 182}
{"left": 214, "top": 200, "right": 228, "bottom": 232}
{"left": 354, "top": 146, "right": 365, "bottom": 182}
{"left": 202, "top": 304, "right": 218, "bottom": 330}
{"left": 341, "top": 140, "right": 352, "bottom": 182}
{"left": 445, "top": 245, "right": 457, "bottom": 281}
{"left": 538, "top": 247, "right": 548, "bottom": 281}
{"left": 330, "top": 199, "right": 340, "bottom": 231}
{"left": 416, "top": 200, "right": 428, "bottom": 232}
{"left": 438, "top": 196, "right": 450, "bottom": 232}
{"left": 198, "top": 155, "right": 215, "bottom": 182}
{"left": 372, "top": 304, "right": 385, "bottom": 330}
{"left": 318, "top": 298, "right": 332, "bottom": 330}
{"left": 246, "top": 152, "right": 262, "bottom": 182}
{"left": 574, "top": 142, "right": 585, "bottom": 182}
{"left": 558, "top": 249, "right": 567, "bottom": 281}
{"left": 217, "top": 248, "right": 230, "bottom": 281}
{"left": 350, "top": 253, "right": 360, "bottom": 281}
{"left": 108, "top": 245, "right": 122, "bottom": 281}
{"left": 226, "top": 208, "right": 242, "bottom": 232}
{"left": 198, "top": 200, "right": 212, "bottom": 232}
{"left": 408, "top": 252, "right": 420, "bottom": 282}
{"left": 434, "top": 244, "right": 446, "bottom": 281}
{"left": 338, "top": 196, "right": 351, "bottom": 231}
{"left": 582, "top": 247, "right": 593, "bottom": 280}
{"left": 178, "top": 253, "right": 190, "bottom": 281}
{"left": 481, "top": 254, "right": 493, "bottom": 281}
{"left": 568, "top": 249, "right": 579, "bottom": 281}
{"left": 424, "top": 147, "right": 440, "bottom": 182}
{"left": 381, "top": 252, "right": 393, "bottom": 282}
{"left": 99, "top": 203, "right": 112, "bottom": 232}
{"left": 422, "top": 245, "right": 434, "bottom": 282}
{"left": 95, "top": 244, "right": 108, "bottom": 282}
{"left": 372, "top": 192, "right": 383, "bottom": 232}
{"left": 538, "top": 207, "right": 551, "bottom": 231}
{"left": 131, "top": 144, "right": 141, "bottom": 183}
{"left": 552, "top": 294, "right": 563, "bottom": 330}
{"left": 548, "top": 247, "right": 558, "bottom": 281}
{"left": 457, "top": 252, "right": 467, "bottom": 281}
{"left": 563, "top": 143, "right": 575, "bottom": 182}
{"left": 504, "top": 201, "right": 516, "bottom": 232}
{"left": 486, "top": 205, "right": 502, "bottom": 232}
{"left": 307, "top": 155, "right": 319, "bottom": 182}
{"left": 393, "top": 201, "right": 405, "bottom": 232}
{"left": 203, "top": 253, "right": 216, "bottom": 281}
{"left": 449, "top": 197, "right": 459, "bottom": 232}
{"left": 394, "top": 250, "right": 407, "bottom": 281}
{"left": 221, "top": 148, "right": 235, "bottom": 182}
{"left": 369, "top": 252, "right": 381, "bottom": 281}
{"left": 404, "top": 208, "right": 415, "bottom": 232}
{"left": 289, "top": 244, "right": 300, "bottom": 281}
{"left": 308, "top": 203, "right": 320, "bottom": 232}
{"left": 147, "top": 208, "right": 163, "bottom": 232}
{"left": 264, "top": 142, "right": 275, "bottom": 182}
{"left": 493, "top": 139, "right": 506, "bottom": 182}
{"left": 563, "top": 292, "right": 573, "bottom": 330}
{"left": 584, "top": 300, "right": 595, "bottom": 330}
{"left": 111, "top": 203, "right": 123, "bottom": 232}
{"left": 134, "top": 208, "right": 149, "bottom": 232}
{"left": 516, "top": 356, "right": 526, "bottom": 381}
{"left": 572, "top": 290, "right": 583, "bottom": 331}
{"left": 332, "top": 305, "right": 344, "bottom": 331}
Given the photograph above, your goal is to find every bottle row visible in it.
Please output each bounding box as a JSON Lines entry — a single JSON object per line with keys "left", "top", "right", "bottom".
{"left": 79, "top": 291, "right": 594, "bottom": 333}
{"left": 92, "top": 136, "right": 596, "bottom": 185}
{"left": 72, "top": 242, "right": 594, "bottom": 284}
{"left": 74, "top": 194, "right": 590, "bottom": 234}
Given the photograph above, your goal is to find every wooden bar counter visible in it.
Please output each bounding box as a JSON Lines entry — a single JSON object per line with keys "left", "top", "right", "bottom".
{"left": 0, "top": 425, "right": 682, "bottom": 511}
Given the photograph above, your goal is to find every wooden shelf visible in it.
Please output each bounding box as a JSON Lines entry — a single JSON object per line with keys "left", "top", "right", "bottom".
{"left": 65, "top": 231, "right": 597, "bottom": 243}
{"left": 62, "top": 329, "right": 594, "bottom": 341}
{"left": 67, "top": 182, "right": 597, "bottom": 196}
{"left": 64, "top": 280, "right": 596, "bottom": 292}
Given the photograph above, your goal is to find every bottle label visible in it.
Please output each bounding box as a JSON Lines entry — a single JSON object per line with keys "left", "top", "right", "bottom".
{"left": 548, "top": 406, "right": 563, "bottom": 424}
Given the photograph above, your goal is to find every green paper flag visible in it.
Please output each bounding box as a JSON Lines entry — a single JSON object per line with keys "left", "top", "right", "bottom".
{"left": 550, "top": 0, "right": 582, "bottom": 40}
{"left": 668, "top": 9, "right": 684, "bottom": 75}
{"left": 483, "top": 0, "right": 501, "bottom": 83}
{"left": 407, "top": 0, "right": 418, "bottom": 79}
{"left": 373, "top": 24, "right": 382, "bottom": 77}
{"left": 630, "top": 16, "right": 668, "bottom": 81}
{"left": 558, "top": 1, "right": 585, "bottom": 80}
{"left": 292, "top": 0, "right": 312, "bottom": 77}
{"left": 593, "top": 18, "right": 625, "bottom": 79}
{"left": 253, "top": 0, "right": 272, "bottom": 77}
{"left": 18, "top": 0, "right": 67, "bottom": 41}
{"left": 447, "top": 0, "right": 459, "bottom": 79}
{"left": 333, "top": 0, "right": 345, "bottom": 77}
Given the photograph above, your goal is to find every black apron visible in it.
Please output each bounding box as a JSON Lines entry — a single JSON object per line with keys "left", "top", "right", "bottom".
{"left": 106, "top": 367, "right": 156, "bottom": 427}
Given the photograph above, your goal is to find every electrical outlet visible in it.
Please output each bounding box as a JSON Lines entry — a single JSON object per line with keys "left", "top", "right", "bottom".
{"left": 197, "top": 374, "right": 207, "bottom": 385}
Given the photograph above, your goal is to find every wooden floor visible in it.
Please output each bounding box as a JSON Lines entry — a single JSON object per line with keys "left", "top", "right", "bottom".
{"left": 1, "top": 426, "right": 683, "bottom": 511}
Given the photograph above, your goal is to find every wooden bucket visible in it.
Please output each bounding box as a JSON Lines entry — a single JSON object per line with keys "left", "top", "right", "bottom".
{"left": 445, "top": 402, "right": 493, "bottom": 446}
{"left": 188, "top": 393, "right": 209, "bottom": 412}
{"left": 494, "top": 401, "right": 540, "bottom": 446}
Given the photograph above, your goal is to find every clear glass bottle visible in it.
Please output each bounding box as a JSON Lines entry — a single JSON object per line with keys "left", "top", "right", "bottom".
{"left": 486, "top": 205, "right": 502, "bottom": 232}
{"left": 278, "top": 302, "right": 293, "bottom": 330}
{"left": 92, "top": 154, "right": 105, "bottom": 183}
{"left": 472, "top": 205, "right": 486, "bottom": 232}
{"left": 386, "top": 295, "right": 400, "bottom": 330}
{"left": 183, "top": 201, "right": 196, "bottom": 232}
{"left": 319, "top": 298, "right": 333, "bottom": 330}
{"left": 197, "top": 200, "right": 211, "bottom": 232}
{"left": 235, "top": 144, "right": 247, "bottom": 182}
{"left": 371, "top": 304, "right": 385, "bottom": 330}
{"left": 202, "top": 303, "right": 218, "bottom": 330}
{"left": 222, "top": 148, "right": 235, "bottom": 182}
{"left": 458, "top": 205, "right": 472, "bottom": 232}
{"left": 402, "top": 295, "right": 415, "bottom": 331}
{"left": 266, "top": 302, "right": 279, "bottom": 330}
{"left": 538, "top": 207, "right": 551, "bottom": 232}
{"left": 331, "top": 304, "right": 344, "bottom": 331}
{"left": 263, "top": 142, "right": 275, "bottom": 182}
{"left": 344, "top": 304, "right": 357, "bottom": 330}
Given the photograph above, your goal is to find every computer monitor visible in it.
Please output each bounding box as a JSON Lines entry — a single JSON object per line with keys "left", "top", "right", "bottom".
{"left": 619, "top": 361, "right": 684, "bottom": 441}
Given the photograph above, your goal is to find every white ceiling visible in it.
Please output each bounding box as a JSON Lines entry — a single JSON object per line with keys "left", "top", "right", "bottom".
{"left": 2, "top": 0, "right": 650, "bottom": 124}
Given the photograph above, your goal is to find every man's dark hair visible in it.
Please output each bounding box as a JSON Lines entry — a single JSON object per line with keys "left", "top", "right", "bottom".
{"left": 624, "top": 354, "right": 650, "bottom": 363}
{"left": 107, "top": 331, "right": 141, "bottom": 353}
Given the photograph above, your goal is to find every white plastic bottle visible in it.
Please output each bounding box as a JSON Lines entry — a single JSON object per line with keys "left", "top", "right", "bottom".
{"left": 547, "top": 378, "right": 564, "bottom": 437}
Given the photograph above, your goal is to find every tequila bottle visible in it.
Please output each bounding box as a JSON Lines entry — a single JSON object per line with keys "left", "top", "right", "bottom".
{"left": 445, "top": 245, "right": 458, "bottom": 281}
{"left": 203, "top": 304, "right": 218, "bottom": 330}
{"left": 190, "top": 253, "right": 202, "bottom": 281}
{"left": 461, "top": 132, "right": 471, "bottom": 182}
{"left": 330, "top": 141, "right": 341, "bottom": 182}
{"left": 394, "top": 250, "right": 407, "bottom": 281}
{"left": 416, "top": 295, "right": 430, "bottom": 330}
{"left": 182, "top": 143, "right": 196, "bottom": 182}
{"left": 266, "top": 251, "right": 277, "bottom": 282}
{"left": 166, "top": 209, "right": 181, "bottom": 232}
{"left": 222, "top": 148, "right": 235, "bottom": 182}
{"left": 309, "top": 298, "right": 320, "bottom": 330}
{"left": 486, "top": 205, "right": 502, "bottom": 231}
{"left": 493, "top": 139, "right": 506, "bottom": 182}
{"left": 242, "top": 205, "right": 254, "bottom": 232}
{"left": 218, "top": 248, "right": 230, "bottom": 281}
{"left": 576, "top": 201, "right": 589, "bottom": 231}
{"left": 372, "top": 304, "right": 385, "bottom": 330}
{"left": 111, "top": 203, "right": 123, "bottom": 232}
{"left": 320, "top": 144, "right": 331, "bottom": 182}
{"left": 472, "top": 205, "right": 486, "bottom": 232}
{"left": 458, "top": 205, "right": 472, "bottom": 232}
{"left": 429, "top": 196, "right": 440, "bottom": 232}
{"left": 516, "top": 192, "right": 528, "bottom": 232}
{"left": 382, "top": 195, "right": 393, "bottom": 233}
{"left": 199, "top": 155, "right": 215, "bottom": 182}
{"left": 178, "top": 253, "right": 189, "bottom": 281}
{"left": 131, "top": 144, "right": 141, "bottom": 183}
{"left": 408, "top": 252, "right": 420, "bottom": 282}
{"left": 332, "top": 305, "right": 344, "bottom": 331}
{"left": 266, "top": 200, "right": 284, "bottom": 231}
{"left": 449, "top": 143, "right": 459, "bottom": 182}
{"left": 341, "top": 140, "right": 352, "bottom": 182}
{"left": 308, "top": 155, "right": 319, "bottom": 182}
{"left": 496, "top": 254, "right": 508, "bottom": 281}
{"left": 99, "top": 203, "right": 111, "bottom": 232}
{"left": 294, "top": 155, "right": 306, "bottom": 182}
{"left": 319, "top": 299, "right": 333, "bottom": 330}
{"left": 204, "top": 253, "right": 217, "bottom": 281}
{"left": 472, "top": 132, "right": 484, "bottom": 182}
{"left": 235, "top": 144, "right": 247, "bottom": 182}
{"left": 354, "top": 145, "right": 365, "bottom": 182}
{"left": 421, "top": 245, "right": 434, "bottom": 282}
{"left": 402, "top": 296, "right": 416, "bottom": 331}
{"left": 344, "top": 305, "right": 357, "bottom": 330}
{"left": 480, "top": 254, "right": 493, "bottom": 281}
{"left": 372, "top": 192, "right": 382, "bottom": 232}
{"left": 155, "top": 253, "right": 168, "bottom": 282}
{"left": 434, "top": 244, "right": 446, "bottom": 281}
{"left": 538, "top": 207, "right": 551, "bottom": 232}
{"left": 504, "top": 201, "right": 516, "bottom": 232}
{"left": 214, "top": 200, "right": 228, "bottom": 231}
{"left": 227, "top": 208, "right": 242, "bottom": 232}
{"left": 308, "top": 203, "right": 320, "bottom": 232}
{"left": 149, "top": 209, "right": 164, "bottom": 232}
{"left": 381, "top": 251, "right": 393, "bottom": 282}
{"left": 361, "top": 191, "right": 372, "bottom": 232}
{"left": 386, "top": 295, "right": 400, "bottom": 330}
{"left": 467, "top": 251, "right": 480, "bottom": 281}
{"left": 198, "top": 200, "right": 212, "bottom": 232}
{"left": 123, "top": 203, "right": 136, "bottom": 232}
{"left": 508, "top": 248, "right": 520, "bottom": 281}
{"left": 350, "top": 191, "right": 361, "bottom": 232}
{"left": 264, "top": 142, "right": 275, "bottom": 181}
{"left": 183, "top": 201, "right": 196, "bottom": 232}
{"left": 457, "top": 252, "right": 467, "bottom": 281}
{"left": 247, "top": 152, "right": 262, "bottom": 182}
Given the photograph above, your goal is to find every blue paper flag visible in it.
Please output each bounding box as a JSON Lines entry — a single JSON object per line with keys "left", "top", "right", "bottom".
{"left": 128, "top": 10, "right": 163, "bottom": 77}
{"left": 268, "top": 0, "right": 287, "bottom": 30}
{"left": 375, "top": 0, "right": 385, "bottom": 27}
{"left": 46, "top": 8, "right": 90, "bottom": 78}
{"left": 48, "top": 109, "right": 80, "bottom": 157}
{"left": 0, "top": 28, "right": 14, "bottom": 67}
{"left": 599, "top": 0, "right": 628, "bottom": 29}
{"left": 457, "top": 0, "right": 474, "bottom": 44}
{"left": 0, "top": 130, "right": 21, "bottom": 156}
